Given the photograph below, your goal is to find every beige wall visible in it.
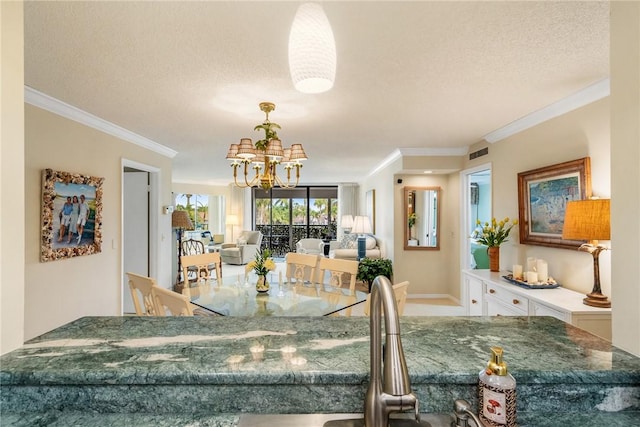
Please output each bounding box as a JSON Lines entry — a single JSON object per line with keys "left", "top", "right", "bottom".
{"left": 610, "top": 1, "right": 640, "bottom": 356}
{"left": 464, "top": 98, "right": 611, "bottom": 297}
{"left": 1, "top": 0, "right": 25, "bottom": 355}
{"left": 24, "top": 105, "right": 173, "bottom": 340}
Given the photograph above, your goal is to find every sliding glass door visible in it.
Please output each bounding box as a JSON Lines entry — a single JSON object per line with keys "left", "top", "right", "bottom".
{"left": 253, "top": 187, "right": 338, "bottom": 256}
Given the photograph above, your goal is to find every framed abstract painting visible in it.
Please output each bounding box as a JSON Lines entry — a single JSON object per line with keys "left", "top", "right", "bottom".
{"left": 517, "top": 158, "right": 591, "bottom": 249}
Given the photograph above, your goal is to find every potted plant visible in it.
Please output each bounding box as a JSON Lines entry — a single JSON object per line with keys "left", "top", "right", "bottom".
{"left": 407, "top": 212, "right": 418, "bottom": 245}
{"left": 471, "top": 217, "right": 518, "bottom": 272}
{"left": 357, "top": 258, "right": 393, "bottom": 292}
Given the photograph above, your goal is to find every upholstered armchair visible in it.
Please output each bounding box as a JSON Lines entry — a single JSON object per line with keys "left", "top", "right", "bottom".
{"left": 219, "top": 230, "right": 263, "bottom": 265}
{"left": 295, "top": 238, "right": 324, "bottom": 255}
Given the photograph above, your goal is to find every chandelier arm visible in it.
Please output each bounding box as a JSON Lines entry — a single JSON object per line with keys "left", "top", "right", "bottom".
{"left": 232, "top": 163, "right": 251, "bottom": 188}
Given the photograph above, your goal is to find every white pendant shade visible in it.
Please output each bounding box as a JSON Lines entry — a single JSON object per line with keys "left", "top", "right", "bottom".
{"left": 288, "top": 3, "right": 336, "bottom": 94}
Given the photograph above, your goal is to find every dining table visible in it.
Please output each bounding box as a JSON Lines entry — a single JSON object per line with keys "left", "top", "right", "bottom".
{"left": 189, "top": 272, "right": 367, "bottom": 317}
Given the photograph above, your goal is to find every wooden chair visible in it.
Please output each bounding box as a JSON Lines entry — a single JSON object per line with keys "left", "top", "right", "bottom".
{"left": 364, "top": 281, "right": 410, "bottom": 316}
{"left": 317, "top": 257, "right": 359, "bottom": 293}
{"left": 285, "top": 252, "right": 320, "bottom": 285}
{"left": 152, "top": 286, "right": 194, "bottom": 316}
{"left": 181, "top": 238, "right": 205, "bottom": 256}
{"left": 126, "top": 272, "right": 158, "bottom": 316}
{"left": 180, "top": 252, "right": 222, "bottom": 298}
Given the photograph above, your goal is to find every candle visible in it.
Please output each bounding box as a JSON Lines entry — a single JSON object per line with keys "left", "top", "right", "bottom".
{"left": 512, "top": 265, "right": 523, "bottom": 280}
{"left": 527, "top": 257, "right": 537, "bottom": 272}
{"left": 536, "top": 259, "right": 548, "bottom": 283}
{"left": 527, "top": 271, "right": 538, "bottom": 284}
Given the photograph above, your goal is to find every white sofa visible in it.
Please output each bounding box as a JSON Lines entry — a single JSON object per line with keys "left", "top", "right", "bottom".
{"left": 324, "top": 234, "right": 381, "bottom": 261}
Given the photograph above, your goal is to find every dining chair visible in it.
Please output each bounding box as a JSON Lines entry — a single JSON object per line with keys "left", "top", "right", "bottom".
{"left": 182, "top": 238, "right": 205, "bottom": 256}
{"left": 363, "top": 281, "right": 410, "bottom": 316}
{"left": 126, "top": 272, "right": 158, "bottom": 316}
{"left": 317, "top": 257, "right": 359, "bottom": 293}
{"left": 180, "top": 252, "right": 222, "bottom": 298}
{"left": 285, "top": 252, "right": 320, "bottom": 286}
{"left": 152, "top": 286, "right": 194, "bottom": 316}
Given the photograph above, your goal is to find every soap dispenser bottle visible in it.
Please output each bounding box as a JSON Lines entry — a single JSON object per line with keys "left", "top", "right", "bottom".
{"left": 478, "top": 346, "right": 517, "bottom": 427}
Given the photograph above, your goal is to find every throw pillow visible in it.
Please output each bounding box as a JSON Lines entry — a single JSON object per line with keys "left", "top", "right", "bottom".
{"left": 365, "top": 236, "right": 377, "bottom": 250}
{"left": 339, "top": 233, "right": 358, "bottom": 249}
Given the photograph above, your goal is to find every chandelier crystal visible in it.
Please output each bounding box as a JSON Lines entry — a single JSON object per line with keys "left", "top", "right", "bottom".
{"left": 226, "top": 102, "right": 308, "bottom": 191}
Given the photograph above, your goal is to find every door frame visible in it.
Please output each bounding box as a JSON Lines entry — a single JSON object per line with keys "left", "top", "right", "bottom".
{"left": 121, "top": 159, "right": 160, "bottom": 314}
{"left": 459, "top": 162, "right": 492, "bottom": 272}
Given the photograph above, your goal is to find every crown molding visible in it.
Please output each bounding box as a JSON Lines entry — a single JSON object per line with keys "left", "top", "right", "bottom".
{"left": 24, "top": 86, "right": 178, "bottom": 159}
{"left": 483, "top": 78, "right": 610, "bottom": 143}
{"left": 398, "top": 147, "right": 469, "bottom": 157}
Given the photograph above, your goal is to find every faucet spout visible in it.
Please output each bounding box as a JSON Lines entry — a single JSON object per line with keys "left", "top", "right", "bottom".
{"left": 365, "top": 276, "right": 417, "bottom": 427}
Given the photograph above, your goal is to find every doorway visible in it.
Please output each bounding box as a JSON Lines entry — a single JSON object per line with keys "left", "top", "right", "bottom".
{"left": 460, "top": 163, "right": 492, "bottom": 272}
{"left": 121, "top": 160, "right": 160, "bottom": 314}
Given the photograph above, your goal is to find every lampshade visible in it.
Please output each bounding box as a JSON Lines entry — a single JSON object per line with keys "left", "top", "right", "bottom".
{"left": 562, "top": 199, "right": 611, "bottom": 242}
{"left": 226, "top": 214, "right": 239, "bottom": 226}
{"left": 288, "top": 2, "right": 336, "bottom": 94}
{"left": 351, "top": 215, "right": 372, "bottom": 234}
{"left": 236, "top": 138, "right": 256, "bottom": 159}
{"left": 341, "top": 214, "right": 354, "bottom": 229}
{"left": 171, "top": 210, "right": 193, "bottom": 230}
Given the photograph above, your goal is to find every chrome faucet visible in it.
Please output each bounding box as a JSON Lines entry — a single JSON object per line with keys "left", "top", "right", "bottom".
{"left": 365, "top": 276, "right": 419, "bottom": 427}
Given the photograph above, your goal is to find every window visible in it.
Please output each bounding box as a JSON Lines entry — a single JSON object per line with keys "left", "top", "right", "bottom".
{"left": 253, "top": 186, "right": 338, "bottom": 256}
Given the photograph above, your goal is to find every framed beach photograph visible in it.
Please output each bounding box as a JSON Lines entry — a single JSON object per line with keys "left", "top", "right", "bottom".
{"left": 41, "top": 169, "right": 104, "bottom": 262}
{"left": 517, "top": 157, "right": 591, "bottom": 249}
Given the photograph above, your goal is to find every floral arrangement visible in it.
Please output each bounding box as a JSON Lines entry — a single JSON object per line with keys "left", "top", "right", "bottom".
{"left": 246, "top": 248, "right": 276, "bottom": 276}
{"left": 472, "top": 217, "right": 518, "bottom": 247}
{"left": 408, "top": 212, "right": 417, "bottom": 229}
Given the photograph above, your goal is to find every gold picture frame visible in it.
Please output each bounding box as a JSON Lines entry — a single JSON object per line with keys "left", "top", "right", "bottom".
{"left": 517, "top": 157, "right": 591, "bottom": 249}
{"left": 41, "top": 168, "right": 104, "bottom": 262}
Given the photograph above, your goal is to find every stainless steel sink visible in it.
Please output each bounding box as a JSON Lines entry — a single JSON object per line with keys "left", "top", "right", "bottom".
{"left": 237, "top": 412, "right": 465, "bottom": 427}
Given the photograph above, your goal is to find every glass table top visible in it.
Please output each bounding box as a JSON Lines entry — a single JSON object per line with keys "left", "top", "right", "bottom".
{"left": 190, "top": 273, "right": 367, "bottom": 317}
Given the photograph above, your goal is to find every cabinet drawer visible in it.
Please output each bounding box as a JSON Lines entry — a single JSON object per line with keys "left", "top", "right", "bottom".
{"left": 486, "top": 298, "right": 525, "bottom": 316}
{"left": 532, "top": 301, "right": 569, "bottom": 322}
{"left": 485, "top": 285, "right": 528, "bottom": 313}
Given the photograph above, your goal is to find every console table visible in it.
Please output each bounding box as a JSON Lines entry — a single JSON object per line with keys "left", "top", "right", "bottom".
{"left": 463, "top": 269, "right": 612, "bottom": 340}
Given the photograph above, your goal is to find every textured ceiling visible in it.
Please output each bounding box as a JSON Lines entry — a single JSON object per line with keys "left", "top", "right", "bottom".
{"left": 24, "top": 1, "right": 609, "bottom": 185}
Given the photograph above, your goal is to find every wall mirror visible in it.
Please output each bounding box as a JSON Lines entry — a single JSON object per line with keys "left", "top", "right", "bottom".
{"left": 404, "top": 186, "right": 441, "bottom": 250}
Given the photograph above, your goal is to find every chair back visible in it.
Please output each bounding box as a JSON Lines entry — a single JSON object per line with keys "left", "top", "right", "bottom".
{"left": 180, "top": 252, "right": 222, "bottom": 298}
{"left": 364, "top": 281, "right": 410, "bottom": 316}
{"left": 285, "top": 252, "right": 320, "bottom": 285}
{"left": 182, "top": 238, "right": 205, "bottom": 256}
{"left": 319, "top": 289, "right": 356, "bottom": 317}
{"left": 317, "top": 257, "right": 359, "bottom": 293}
{"left": 126, "top": 272, "right": 158, "bottom": 316}
{"left": 152, "top": 286, "right": 194, "bottom": 316}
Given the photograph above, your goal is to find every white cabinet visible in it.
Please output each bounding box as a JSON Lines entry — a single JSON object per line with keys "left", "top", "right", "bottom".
{"left": 463, "top": 270, "right": 612, "bottom": 340}
{"left": 465, "top": 275, "right": 484, "bottom": 316}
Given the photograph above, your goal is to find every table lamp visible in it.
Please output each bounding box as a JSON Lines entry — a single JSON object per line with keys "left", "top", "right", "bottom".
{"left": 341, "top": 215, "right": 354, "bottom": 232}
{"left": 172, "top": 210, "right": 193, "bottom": 284}
{"left": 562, "top": 199, "right": 611, "bottom": 308}
{"left": 351, "top": 215, "right": 372, "bottom": 261}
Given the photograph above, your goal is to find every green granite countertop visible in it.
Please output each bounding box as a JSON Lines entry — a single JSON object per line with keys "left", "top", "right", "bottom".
{"left": 1, "top": 316, "right": 639, "bottom": 426}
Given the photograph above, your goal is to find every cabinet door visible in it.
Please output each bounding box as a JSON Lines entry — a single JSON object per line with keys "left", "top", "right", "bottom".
{"left": 465, "top": 275, "right": 484, "bottom": 316}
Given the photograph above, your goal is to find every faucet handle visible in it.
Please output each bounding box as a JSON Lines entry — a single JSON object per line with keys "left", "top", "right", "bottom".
{"left": 453, "top": 399, "right": 483, "bottom": 427}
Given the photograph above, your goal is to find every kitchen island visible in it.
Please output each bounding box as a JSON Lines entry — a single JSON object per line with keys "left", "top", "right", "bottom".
{"left": 1, "top": 316, "right": 639, "bottom": 426}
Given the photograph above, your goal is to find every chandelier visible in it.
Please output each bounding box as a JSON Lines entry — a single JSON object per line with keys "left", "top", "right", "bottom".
{"left": 226, "top": 102, "right": 308, "bottom": 191}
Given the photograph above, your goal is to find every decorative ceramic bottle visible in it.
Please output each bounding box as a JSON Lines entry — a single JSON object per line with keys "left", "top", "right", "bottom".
{"left": 478, "top": 346, "right": 517, "bottom": 427}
